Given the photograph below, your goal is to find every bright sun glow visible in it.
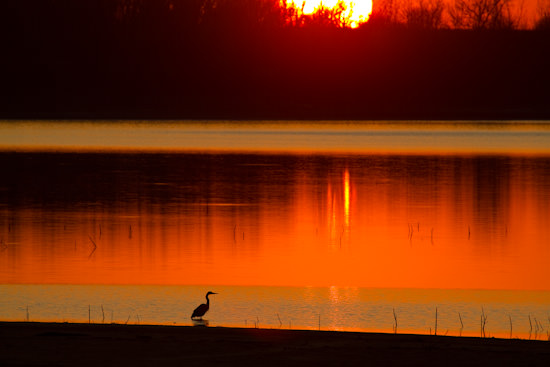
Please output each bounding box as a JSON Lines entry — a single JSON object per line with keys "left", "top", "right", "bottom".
{"left": 290, "top": 0, "right": 373, "bottom": 28}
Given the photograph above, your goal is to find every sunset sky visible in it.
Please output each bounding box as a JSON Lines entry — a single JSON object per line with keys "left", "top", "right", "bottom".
{"left": 1, "top": 1, "right": 549, "bottom": 341}
{"left": 293, "top": 0, "right": 543, "bottom": 28}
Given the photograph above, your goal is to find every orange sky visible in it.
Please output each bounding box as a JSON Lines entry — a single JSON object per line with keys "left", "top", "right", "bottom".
{"left": 289, "top": 0, "right": 373, "bottom": 27}
{"left": 290, "top": 0, "right": 544, "bottom": 28}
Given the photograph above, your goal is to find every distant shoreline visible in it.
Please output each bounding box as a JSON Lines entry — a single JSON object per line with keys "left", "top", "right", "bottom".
{"left": 1, "top": 322, "right": 548, "bottom": 366}
{"left": 2, "top": 120, "right": 550, "bottom": 156}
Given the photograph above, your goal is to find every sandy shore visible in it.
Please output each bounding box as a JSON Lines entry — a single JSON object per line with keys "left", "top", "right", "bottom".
{"left": 1, "top": 322, "right": 549, "bottom": 366}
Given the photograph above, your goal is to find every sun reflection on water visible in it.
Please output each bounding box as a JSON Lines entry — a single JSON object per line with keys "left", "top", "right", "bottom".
{"left": 344, "top": 169, "right": 350, "bottom": 229}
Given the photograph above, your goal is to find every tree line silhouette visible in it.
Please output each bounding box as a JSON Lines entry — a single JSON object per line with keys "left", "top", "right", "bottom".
{"left": 5, "top": 0, "right": 549, "bottom": 30}
{"left": 1, "top": 0, "right": 549, "bottom": 120}
{"left": 372, "top": 0, "right": 550, "bottom": 30}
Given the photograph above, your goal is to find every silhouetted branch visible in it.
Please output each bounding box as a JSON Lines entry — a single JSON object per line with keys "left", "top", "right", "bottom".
{"left": 449, "top": 0, "right": 521, "bottom": 29}
{"left": 403, "top": 0, "right": 445, "bottom": 29}
{"left": 535, "top": 0, "right": 550, "bottom": 30}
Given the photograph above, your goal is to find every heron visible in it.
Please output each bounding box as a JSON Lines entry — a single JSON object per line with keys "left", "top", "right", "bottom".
{"left": 191, "top": 291, "right": 217, "bottom": 320}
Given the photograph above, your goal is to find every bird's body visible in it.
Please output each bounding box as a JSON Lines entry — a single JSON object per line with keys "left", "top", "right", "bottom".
{"left": 191, "top": 291, "right": 217, "bottom": 320}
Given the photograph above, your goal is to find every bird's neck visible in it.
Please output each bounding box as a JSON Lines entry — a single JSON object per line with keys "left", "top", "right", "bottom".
{"left": 205, "top": 295, "right": 210, "bottom": 305}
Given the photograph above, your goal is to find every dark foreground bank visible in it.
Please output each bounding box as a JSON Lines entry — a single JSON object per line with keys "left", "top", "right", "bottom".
{"left": 0, "top": 322, "right": 548, "bottom": 367}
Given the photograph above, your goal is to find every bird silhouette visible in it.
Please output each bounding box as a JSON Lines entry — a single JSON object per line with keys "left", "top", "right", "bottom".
{"left": 191, "top": 291, "right": 217, "bottom": 320}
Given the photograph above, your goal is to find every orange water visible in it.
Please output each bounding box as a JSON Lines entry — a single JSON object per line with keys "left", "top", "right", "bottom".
{"left": 1, "top": 121, "right": 549, "bottom": 338}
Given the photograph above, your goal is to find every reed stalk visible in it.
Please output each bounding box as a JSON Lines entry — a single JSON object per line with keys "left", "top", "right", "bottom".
{"left": 88, "top": 235, "right": 97, "bottom": 258}
{"left": 407, "top": 224, "right": 414, "bottom": 241}
{"left": 458, "top": 312, "right": 464, "bottom": 337}
{"left": 536, "top": 317, "right": 544, "bottom": 334}
{"left": 434, "top": 307, "right": 438, "bottom": 336}
{"left": 393, "top": 308, "right": 398, "bottom": 334}
{"left": 527, "top": 314, "right": 533, "bottom": 340}
{"left": 480, "top": 307, "right": 487, "bottom": 338}
{"left": 534, "top": 317, "right": 544, "bottom": 340}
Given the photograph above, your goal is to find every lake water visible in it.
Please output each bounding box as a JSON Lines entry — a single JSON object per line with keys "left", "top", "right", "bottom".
{"left": 1, "top": 121, "right": 550, "bottom": 339}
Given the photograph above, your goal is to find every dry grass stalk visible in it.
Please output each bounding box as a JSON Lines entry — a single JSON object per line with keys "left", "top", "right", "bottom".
{"left": 88, "top": 235, "right": 97, "bottom": 258}
{"left": 434, "top": 307, "right": 438, "bottom": 336}
{"left": 536, "top": 318, "right": 544, "bottom": 334}
{"left": 458, "top": 312, "right": 464, "bottom": 337}
{"left": 480, "top": 307, "right": 488, "bottom": 338}
{"left": 528, "top": 314, "right": 533, "bottom": 340}
{"left": 533, "top": 317, "right": 544, "bottom": 340}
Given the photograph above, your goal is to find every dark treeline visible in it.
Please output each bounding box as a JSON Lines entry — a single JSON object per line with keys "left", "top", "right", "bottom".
{"left": 1, "top": 0, "right": 549, "bottom": 120}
